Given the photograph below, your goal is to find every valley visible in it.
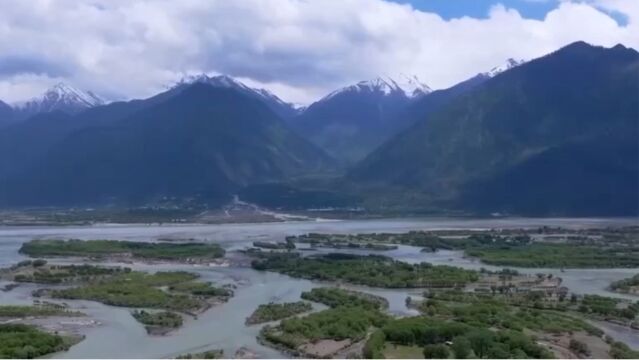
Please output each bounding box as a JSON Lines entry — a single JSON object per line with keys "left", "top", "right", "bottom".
{"left": 1, "top": 2, "right": 637, "bottom": 359}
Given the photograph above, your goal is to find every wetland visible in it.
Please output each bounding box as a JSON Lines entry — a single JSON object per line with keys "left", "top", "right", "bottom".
{"left": 0, "top": 217, "right": 638, "bottom": 358}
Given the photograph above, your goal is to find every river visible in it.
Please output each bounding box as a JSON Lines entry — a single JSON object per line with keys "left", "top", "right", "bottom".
{"left": 0, "top": 217, "right": 637, "bottom": 358}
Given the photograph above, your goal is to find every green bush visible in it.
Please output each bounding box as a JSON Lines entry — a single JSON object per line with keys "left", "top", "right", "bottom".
{"left": 0, "top": 324, "right": 67, "bottom": 358}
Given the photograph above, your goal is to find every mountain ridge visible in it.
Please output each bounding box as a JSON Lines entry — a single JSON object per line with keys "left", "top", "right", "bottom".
{"left": 0, "top": 83, "right": 334, "bottom": 207}
{"left": 347, "top": 41, "right": 639, "bottom": 215}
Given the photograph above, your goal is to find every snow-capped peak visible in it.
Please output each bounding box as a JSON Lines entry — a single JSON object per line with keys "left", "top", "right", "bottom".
{"left": 13, "top": 82, "right": 105, "bottom": 114}
{"left": 173, "top": 73, "right": 299, "bottom": 118}
{"left": 324, "top": 74, "right": 431, "bottom": 101}
{"left": 174, "top": 74, "right": 290, "bottom": 107}
{"left": 484, "top": 58, "right": 525, "bottom": 77}
{"left": 393, "top": 73, "right": 432, "bottom": 97}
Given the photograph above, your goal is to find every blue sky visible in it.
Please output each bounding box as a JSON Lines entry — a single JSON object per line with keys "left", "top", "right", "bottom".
{"left": 392, "top": 0, "right": 558, "bottom": 19}
{"left": 391, "top": 0, "right": 628, "bottom": 25}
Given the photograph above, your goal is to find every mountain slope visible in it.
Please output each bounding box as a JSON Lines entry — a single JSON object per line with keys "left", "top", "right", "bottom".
{"left": 0, "top": 100, "right": 13, "bottom": 128}
{"left": 0, "top": 83, "right": 333, "bottom": 206}
{"left": 293, "top": 75, "right": 431, "bottom": 163}
{"left": 348, "top": 42, "right": 639, "bottom": 215}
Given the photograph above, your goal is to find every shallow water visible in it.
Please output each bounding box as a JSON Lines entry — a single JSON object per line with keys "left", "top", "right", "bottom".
{"left": 0, "top": 217, "right": 637, "bottom": 358}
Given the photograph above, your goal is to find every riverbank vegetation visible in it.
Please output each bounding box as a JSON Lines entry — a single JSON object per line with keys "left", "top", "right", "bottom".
{"left": 300, "top": 287, "right": 388, "bottom": 310}
{"left": 0, "top": 304, "right": 83, "bottom": 318}
{"left": 3, "top": 262, "right": 128, "bottom": 284}
{"left": 610, "top": 274, "right": 639, "bottom": 294}
{"left": 258, "top": 288, "right": 393, "bottom": 357}
{"left": 50, "top": 270, "right": 231, "bottom": 312}
{"left": 20, "top": 239, "right": 225, "bottom": 262}
{"left": 290, "top": 227, "right": 639, "bottom": 268}
{"left": 365, "top": 290, "right": 605, "bottom": 359}
{"left": 176, "top": 349, "right": 224, "bottom": 359}
{"left": 252, "top": 253, "right": 479, "bottom": 288}
{"left": 246, "top": 301, "right": 312, "bottom": 325}
{"left": 261, "top": 306, "right": 389, "bottom": 357}
{"left": 465, "top": 243, "right": 639, "bottom": 268}
{"left": 131, "top": 310, "right": 183, "bottom": 335}
{"left": 0, "top": 324, "right": 76, "bottom": 358}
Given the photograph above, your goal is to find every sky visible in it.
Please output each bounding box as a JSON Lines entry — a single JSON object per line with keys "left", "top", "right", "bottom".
{"left": 0, "top": 0, "right": 637, "bottom": 105}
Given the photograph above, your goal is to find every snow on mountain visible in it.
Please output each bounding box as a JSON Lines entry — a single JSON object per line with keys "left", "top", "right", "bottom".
{"left": 322, "top": 74, "right": 431, "bottom": 102}
{"left": 13, "top": 83, "right": 105, "bottom": 115}
{"left": 176, "top": 74, "right": 291, "bottom": 107}
{"left": 174, "top": 74, "right": 298, "bottom": 118}
{"left": 484, "top": 58, "right": 525, "bottom": 77}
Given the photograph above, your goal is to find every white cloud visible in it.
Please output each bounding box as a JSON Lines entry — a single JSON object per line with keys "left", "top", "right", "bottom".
{"left": 0, "top": 0, "right": 636, "bottom": 104}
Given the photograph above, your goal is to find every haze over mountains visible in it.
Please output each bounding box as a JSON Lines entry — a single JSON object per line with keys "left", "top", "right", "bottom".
{"left": 0, "top": 42, "right": 636, "bottom": 215}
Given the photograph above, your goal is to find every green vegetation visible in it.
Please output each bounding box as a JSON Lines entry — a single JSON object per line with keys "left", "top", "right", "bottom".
{"left": 422, "top": 344, "right": 449, "bottom": 358}
{"left": 610, "top": 274, "right": 639, "bottom": 293}
{"left": 51, "top": 271, "right": 227, "bottom": 312}
{"left": 20, "top": 239, "right": 225, "bottom": 262}
{"left": 252, "top": 253, "right": 478, "bottom": 288}
{"left": 294, "top": 228, "right": 639, "bottom": 268}
{"left": 362, "top": 289, "right": 610, "bottom": 359}
{"left": 577, "top": 295, "right": 639, "bottom": 320}
{"left": 176, "top": 349, "right": 224, "bottom": 359}
{"left": 609, "top": 341, "right": 639, "bottom": 359}
{"left": 466, "top": 243, "right": 639, "bottom": 268}
{"left": 261, "top": 306, "right": 389, "bottom": 350}
{"left": 569, "top": 339, "right": 591, "bottom": 357}
{"left": 131, "top": 310, "right": 183, "bottom": 334}
{"left": 0, "top": 304, "right": 82, "bottom": 318}
{"left": 0, "top": 324, "right": 73, "bottom": 359}
{"left": 168, "top": 281, "right": 232, "bottom": 297}
{"left": 300, "top": 287, "right": 388, "bottom": 310}
{"left": 292, "top": 232, "right": 471, "bottom": 251}
{"left": 10, "top": 264, "right": 127, "bottom": 284}
{"left": 246, "top": 301, "right": 312, "bottom": 325}
{"left": 419, "top": 290, "right": 602, "bottom": 335}
{"left": 364, "top": 316, "right": 554, "bottom": 359}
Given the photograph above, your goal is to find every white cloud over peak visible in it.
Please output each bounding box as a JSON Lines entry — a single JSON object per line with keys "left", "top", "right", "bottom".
{"left": 0, "top": 0, "right": 636, "bottom": 105}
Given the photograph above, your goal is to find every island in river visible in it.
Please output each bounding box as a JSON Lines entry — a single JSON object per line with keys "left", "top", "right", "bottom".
{"left": 0, "top": 217, "right": 638, "bottom": 358}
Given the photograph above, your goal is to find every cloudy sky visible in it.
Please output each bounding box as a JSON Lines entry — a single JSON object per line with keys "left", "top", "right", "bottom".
{"left": 0, "top": 0, "right": 637, "bottom": 105}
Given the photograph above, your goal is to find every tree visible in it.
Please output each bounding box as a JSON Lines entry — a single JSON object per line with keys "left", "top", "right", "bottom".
{"left": 569, "top": 339, "right": 590, "bottom": 356}
{"left": 33, "top": 259, "right": 47, "bottom": 267}
{"left": 423, "top": 344, "right": 449, "bottom": 359}
{"left": 468, "top": 330, "right": 494, "bottom": 359}
{"left": 451, "top": 336, "right": 471, "bottom": 359}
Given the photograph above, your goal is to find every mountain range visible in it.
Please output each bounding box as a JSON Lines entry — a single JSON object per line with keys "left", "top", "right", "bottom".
{"left": 0, "top": 41, "right": 636, "bottom": 215}
{"left": 0, "top": 84, "right": 332, "bottom": 206}
{"left": 348, "top": 42, "right": 639, "bottom": 215}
